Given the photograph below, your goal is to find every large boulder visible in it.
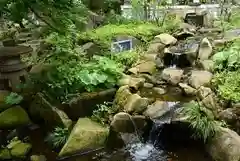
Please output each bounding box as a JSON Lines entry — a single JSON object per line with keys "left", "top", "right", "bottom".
{"left": 161, "top": 68, "right": 184, "bottom": 85}
{"left": 206, "top": 127, "right": 240, "bottom": 161}
{"left": 110, "top": 112, "right": 146, "bottom": 133}
{"left": 199, "top": 60, "right": 214, "bottom": 72}
{"left": 81, "top": 42, "right": 101, "bottom": 57}
{"left": 189, "top": 70, "right": 213, "bottom": 89}
{"left": 147, "top": 42, "right": 165, "bottom": 54}
{"left": 59, "top": 118, "right": 109, "bottom": 157}
{"left": 118, "top": 76, "right": 145, "bottom": 91}
{"left": 179, "top": 83, "right": 197, "bottom": 96}
{"left": 197, "top": 86, "right": 221, "bottom": 116}
{"left": 113, "top": 85, "right": 132, "bottom": 111}
{"left": 133, "top": 61, "right": 156, "bottom": 75}
{"left": 143, "top": 101, "right": 170, "bottom": 119}
{"left": 29, "top": 93, "right": 72, "bottom": 129}
{"left": 0, "top": 106, "right": 31, "bottom": 129}
{"left": 198, "top": 38, "right": 213, "bottom": 60}
{"left": 124, "top": 94, "right": 149, "bottom": 114}
{"left": 7, "top": 137, "right": 32, "bottom": 158}
{"left": 0, "top": 148, "right": 11, "bottom": 160}
{"left": 155, "top": 33, "right": 177, "bottom": 46}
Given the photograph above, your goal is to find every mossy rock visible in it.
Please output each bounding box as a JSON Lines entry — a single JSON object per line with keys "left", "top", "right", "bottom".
{"left": 78, "top": 23, "right": 161, "bottom": 49}
{"left": 0, "top": 148, "right": 11, "bottom": 160}
{"left": 59, "top": 118, "right": 109, "bottom": 157}
{"left": 10, "top": 142, "right": 32, "bottom": 158}
{"left": 0, "top": 106, "right": 31, "bottom": 129}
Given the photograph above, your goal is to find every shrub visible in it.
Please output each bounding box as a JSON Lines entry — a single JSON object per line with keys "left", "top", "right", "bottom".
{"left": 182, "top": 101, "right": 220, "bottom": 143}
{"left": 213, "top": 39, "right": 240, "bottom": 71}
{"left": 30, "top": 32, "right": 124, "bottom": 103}
{"left": 212, "top": 70, "right": 240, "bottom": 102}
{"left": 91, "top": 102, "right": 116, "bottom": 125}
{"left": 111, "top": 49, "right": 140, "bottom": 67}
{"left": 5, "top": 92, "right": 23, "bottom": 105}
{"left": 79, "top": 22, "right": 161, "bottom": 50}
{"left": 45, "top": 127, "right": 69, "bottom": 149}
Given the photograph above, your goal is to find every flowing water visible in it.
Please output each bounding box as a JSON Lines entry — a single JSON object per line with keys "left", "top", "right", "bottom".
{"left": 26, "top": 101, "right": 213, "bottom": 161}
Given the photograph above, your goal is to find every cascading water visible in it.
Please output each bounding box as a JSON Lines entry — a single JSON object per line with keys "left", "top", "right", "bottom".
{"left": 122, "top": 102, "right": 180, "bottom": 161}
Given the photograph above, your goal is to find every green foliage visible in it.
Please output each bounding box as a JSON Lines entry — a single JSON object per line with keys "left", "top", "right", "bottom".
{"left": 91, "top": 102, "right": 116, "bottom": 125}
{"left": 182, "top": 101, "right": 220, "bottom": 143}
{"left": 79, "top": 22, "right": 161, "bottom": 50}
{"left": 45, "top": 127, "right": 69, "bottom": 149}
{"left": 0, "top": 0, "right": 89, "bottom": 33}
{"left": 111, "top": 49, "right": 140, "bottom": 67}
{"left": 212, "top": 70, "right": 240, "bottom": 102}
{"left": 5, "top": 93, "right": 23, "bottom": 105}
{"left": 213, "top": 39, "right": 240, "bottom": 71}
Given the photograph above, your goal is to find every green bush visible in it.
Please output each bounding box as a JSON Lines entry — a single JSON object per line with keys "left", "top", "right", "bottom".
{"left": 212, "top": 70, "right": 240, "bottom": 102}
{"left": 79, "top": 22, "right": 161, "bottom": 50}
{"left": 111, "top": 49, "right": 140, "bottom": 67}
{"left": 182, "top": 101, "right": 220, "bottom": 143}
{"left": 45, "top": 127, "right": 69, "bottom": 149}
{"left": 30, "top": 32, "right": 124, "bottom": 103}
{"left": 213, "top": 39, "right": 240, "bottom": 71}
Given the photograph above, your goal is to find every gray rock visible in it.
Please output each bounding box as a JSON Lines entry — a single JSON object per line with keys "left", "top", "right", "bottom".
{"left": 198, "top": 38, "right": 213, "bottom": 60}
{"left": 155, "top": 33, "right": 177, "bottom": 46}
{"left": 189, "top": 70, "right": 213, "bottom": 88}
{"left": 29, "top": 93, "right": 72, "bottom": 129}
{"left": 135, "top": 61, "right": 156, "bottom": 75}
{"left": 153, "top": 87, "right": 166, "bottom": 95}
{"left": 30, "top": 155, "right": 47, "bottom": 161}
{"left": 118, "top": 76, "right": 145, "bottom": 91}
{"left": 147, "top": 42, "right": 165, "bottom": 54}
{"left": 59, "top": 118, "right": 109, "bottom": 157}
{"left": 199, "top": 60, "right": 214, "bottom": 72}
{"left": 143, "top": 101, "right": 170, "bottom": 119}
{"left": 0, "top": 106, "right": 31, "bottom": 129}
{"left": 179, "top": 83, "right": 197, "bottom": 96}
{"left": 113, "top": 85, "right": 132, "bottom": 111}
{"left": 124, "top": 94, "right": 149, "bottom": 114}
{"left": 81, "top": 42, "right": 101, "bottom": 57}
{"left": 161, "top": 68, "right": 184, "bottom": 85}
{"left": 143, "top": 83, "right": 154, "bottom": 88}
{"left": 110, "top": 112, "right": 146, "bottom": 133}
{"left": 206, "top": 127, "right": 240, "bottom": 161}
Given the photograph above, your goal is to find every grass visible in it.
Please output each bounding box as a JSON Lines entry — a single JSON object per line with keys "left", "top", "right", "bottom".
{"left": 182, "top": 101, "right": 220, "bottom": 143}
{"left": 45, "top": 127, "right": 69, "bottom": 149}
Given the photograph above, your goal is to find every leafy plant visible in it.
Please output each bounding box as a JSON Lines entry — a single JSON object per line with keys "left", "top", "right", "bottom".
{"left": 213, "top": 39, "right": 240, "bottom": 71}
{"left": 111, "top": 49, "right": 140, "bottom": 67}
{"left": 212, "top": 70, "right": 240, "bottom": 102}
{"left": 5, "top": 92, "right": 23, "bottom": 105}
{"left": 45, "top": 127, "right": 69, "bottom": 149}
{"left": 91, "top": 102, "right": 115, "bottom": 125}
{"left": 181, "top": 101, "right": 220, "bottom": 143}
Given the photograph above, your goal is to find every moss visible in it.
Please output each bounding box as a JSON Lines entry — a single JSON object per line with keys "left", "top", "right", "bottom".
{"left": 59, "top": 118, "right": 109, "bottom": 157}
{"left": 0, "top": 106, "right": 31, "bottom": 129}
{"left": 79, "top": 23, "right": 161, "bottom": 50}
{"left": 10, "top": 142, "right": 32, "bottom": 158}
{"left": 0, "top": 148, "right": 11, "bottom": 160}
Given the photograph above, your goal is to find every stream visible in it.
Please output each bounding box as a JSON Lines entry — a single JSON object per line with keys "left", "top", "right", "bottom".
{"left": 27, "top": 101, "right": 214, "bottom": 161}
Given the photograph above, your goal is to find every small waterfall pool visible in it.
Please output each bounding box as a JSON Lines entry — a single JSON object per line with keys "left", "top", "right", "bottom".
{"left": 28, "top": 102, "right": 213, "bottom": 161}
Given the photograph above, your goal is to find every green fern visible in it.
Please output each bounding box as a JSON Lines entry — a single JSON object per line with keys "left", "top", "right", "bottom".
{"left": 182, "top": 101, "right": 220, "bottom": 143}
{"left": 45, "top": 127, "right": 69, "bottom": 149}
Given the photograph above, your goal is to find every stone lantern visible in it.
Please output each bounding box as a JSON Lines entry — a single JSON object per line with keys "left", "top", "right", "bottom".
{"left": 0, "top": 41, "right": 33, "bottom": 92}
